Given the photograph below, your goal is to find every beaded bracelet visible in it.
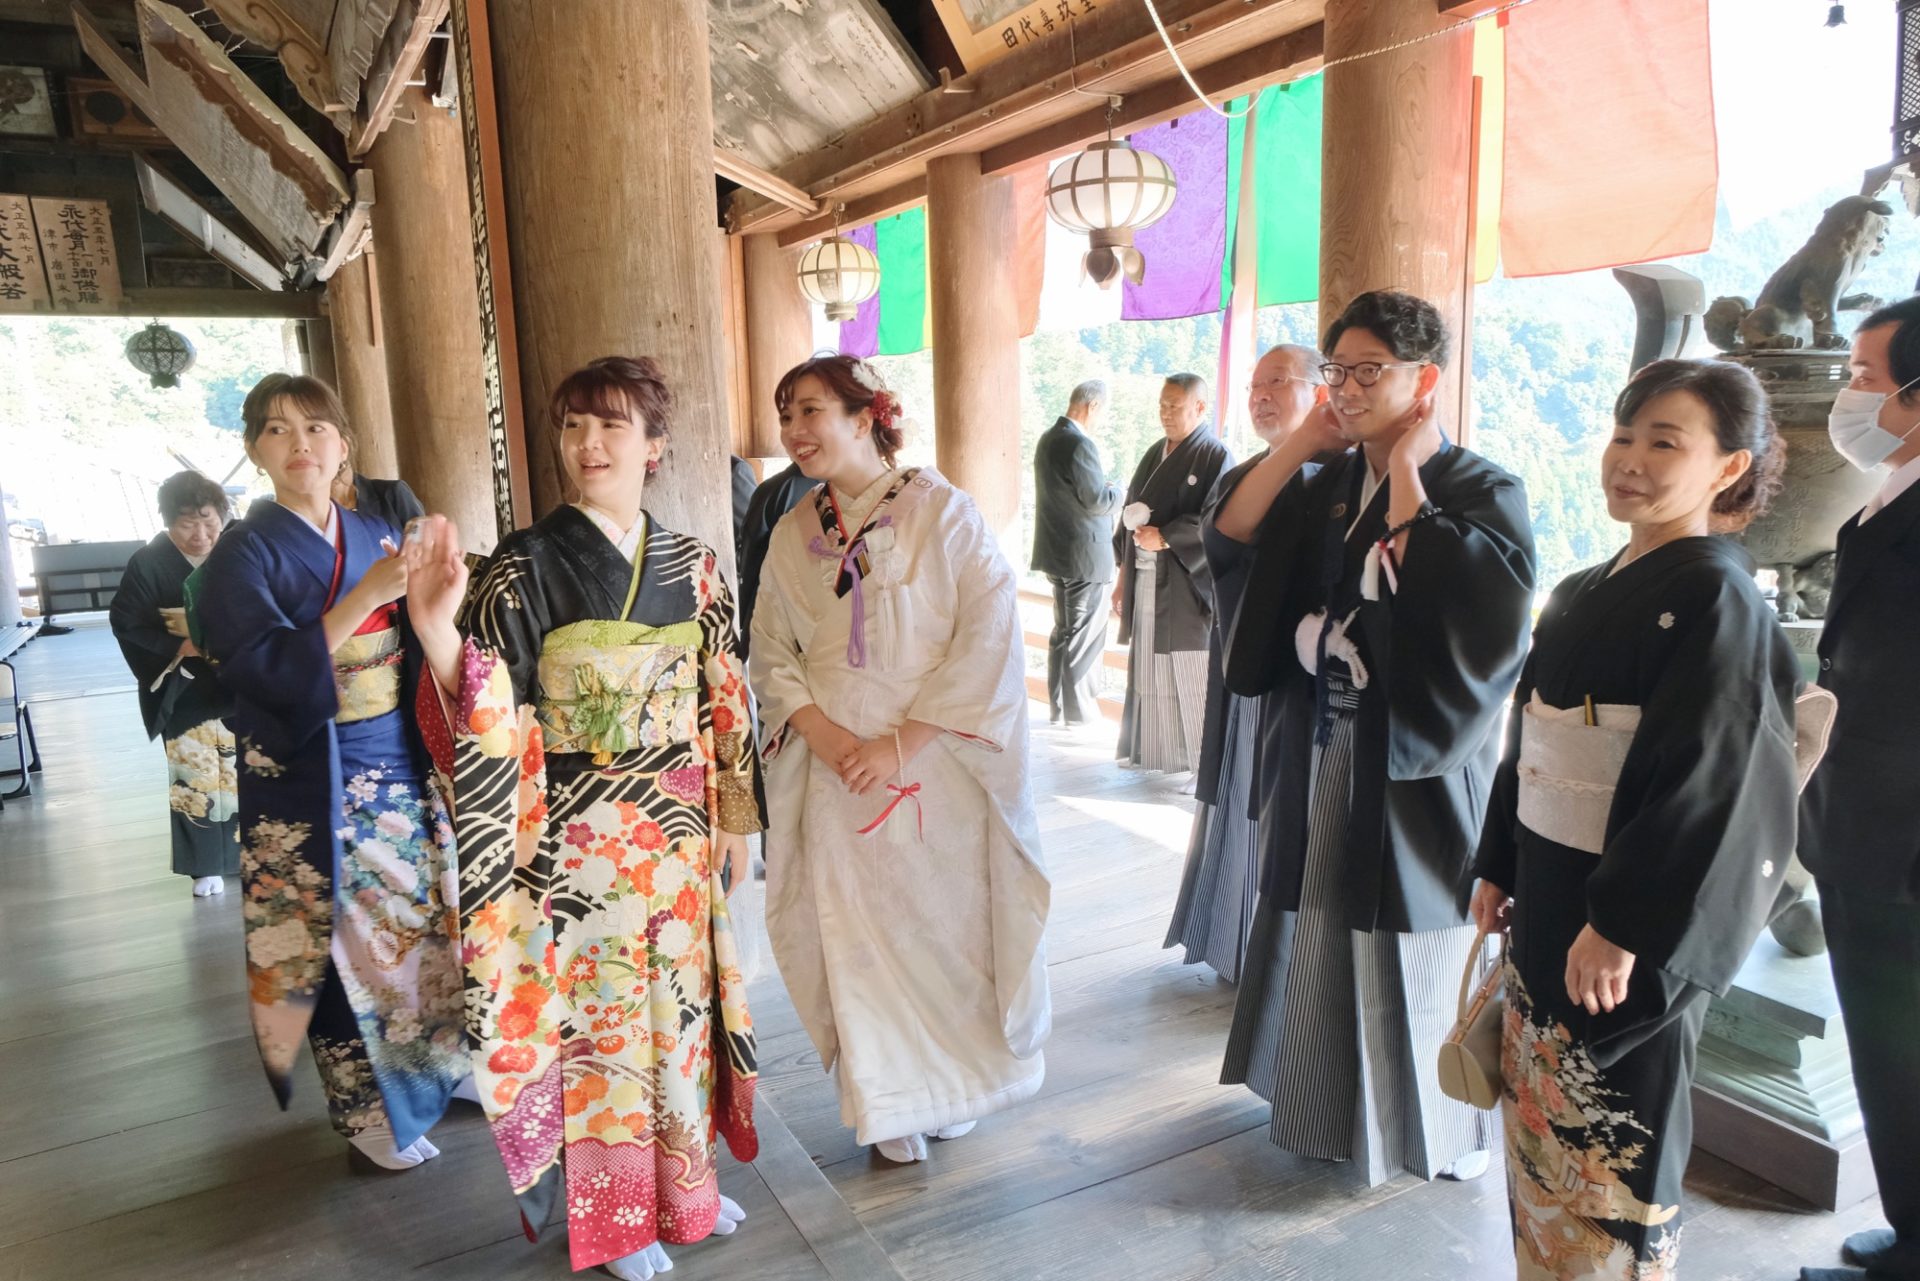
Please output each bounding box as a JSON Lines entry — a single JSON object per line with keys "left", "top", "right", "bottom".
{"left": 1381, "top": 502, "right": 1442, "bottom": 543}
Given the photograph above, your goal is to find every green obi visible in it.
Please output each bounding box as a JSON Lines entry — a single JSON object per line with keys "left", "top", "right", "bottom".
{"left": 536, "top": 619, "right": 703, "bottom": 764}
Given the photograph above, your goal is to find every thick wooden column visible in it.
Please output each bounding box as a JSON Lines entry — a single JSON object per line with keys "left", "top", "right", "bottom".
{"left": 1319, "top": 0, "right": 1473, "bottom": 422}
{"left": 926, "top": 153, "right": 1022, "bottom": 544}
{"left": 487, "top": 0, "right": 734, "bottom": 562}
{"left": 741, "top": 232, "right": 813, "bottom": 460}
{"left": 367, "top": 88, "right": 496, "bottom": 551}
{"left": 325, "top": 252, "right": 398, "bottom": 478}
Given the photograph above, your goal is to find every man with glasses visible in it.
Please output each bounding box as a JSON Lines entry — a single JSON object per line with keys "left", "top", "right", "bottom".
{"left": 1165, "top": 346, "right": 1325, "bottom": 980}
{"left": 1112, "top": 372, "right": 1234, "bottom": 776}
{"left": 1210, "top": 290, "right": 1536, "bottom": 1185}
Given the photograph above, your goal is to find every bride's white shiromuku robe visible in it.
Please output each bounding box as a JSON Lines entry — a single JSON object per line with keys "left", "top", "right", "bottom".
{"left": 751, "top": 466, "right": 1052, "bottom": 1145}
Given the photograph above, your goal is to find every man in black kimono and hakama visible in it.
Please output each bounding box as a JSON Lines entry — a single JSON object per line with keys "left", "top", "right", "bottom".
{"left": 1211, "top": 290, "right": 1536, "bottom": 1184}
{"left": 1112, "top": 373, "right": 1233, "bottom": 775}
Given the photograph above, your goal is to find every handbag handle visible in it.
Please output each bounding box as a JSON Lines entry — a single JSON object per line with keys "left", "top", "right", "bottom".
{"left": 1455, "top": 927, "right": 1506, "bottom": 1023}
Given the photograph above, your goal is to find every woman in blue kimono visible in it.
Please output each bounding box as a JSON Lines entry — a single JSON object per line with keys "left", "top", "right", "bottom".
{"left": 195, "top": 373, "right": 467, "bottom": 1171}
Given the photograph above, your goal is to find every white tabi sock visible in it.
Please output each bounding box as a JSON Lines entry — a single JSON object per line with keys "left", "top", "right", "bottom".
{"left": 1437, "top": 1149, "right": 1492, "bottom": 1181}
{"left": 707, "top": 1194, "right": 747, "bottom": 1236}
{"left": 932, "top": 1121, "right": 976, "bottom": 1140}
{"left": 348, "top": 1126, "right": 427, "bottom": 1170}
{"left": 407, "top": 1136, "right": 440, "bottom": 1161}
{"left": 874, "top": 1134, "right": 929, "bottom": 1163}
{"left": 191, "top": 877, "right": 221, "bottom": 897}
{"left": 604, "top": 1242, "right": 673, "bottom": 1280}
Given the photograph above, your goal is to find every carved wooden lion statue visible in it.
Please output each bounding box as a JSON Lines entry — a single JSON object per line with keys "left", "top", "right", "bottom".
{"left": 1735, "top": 195, "right": 1893, "bottom": 350}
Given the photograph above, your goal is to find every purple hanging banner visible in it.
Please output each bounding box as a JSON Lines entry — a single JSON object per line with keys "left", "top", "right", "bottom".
{"left": 1121, "top": 110, "right": 1229, "bottom": 322}
{"left": 837, "top": 223, "right": 881, "bottom": 358}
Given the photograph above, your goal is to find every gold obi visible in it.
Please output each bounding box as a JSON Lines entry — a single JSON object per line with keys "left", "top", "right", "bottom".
{"left": 536, "top": 619, "right": 703, "bottom": 764}
{"left": 334, "top": 626, "right": 403, "bottom": 723}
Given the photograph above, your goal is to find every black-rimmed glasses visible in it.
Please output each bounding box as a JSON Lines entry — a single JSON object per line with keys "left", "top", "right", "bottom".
{"left": 1319, "top": 361, "right": 1425, "bottom": 388}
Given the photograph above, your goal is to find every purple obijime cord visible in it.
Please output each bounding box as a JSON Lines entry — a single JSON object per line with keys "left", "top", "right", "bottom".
{"left": 808, "top": 534, "right": 871, "bottom": 668}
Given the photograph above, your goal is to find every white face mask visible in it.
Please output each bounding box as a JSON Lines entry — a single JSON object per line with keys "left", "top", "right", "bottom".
{"left": 1829, "top": 376, "right": 1920, "bottom": 471}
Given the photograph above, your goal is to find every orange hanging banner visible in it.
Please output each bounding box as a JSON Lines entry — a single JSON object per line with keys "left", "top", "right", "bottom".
{"left": 1498, "top": 0, "right": 1717, "bottom": 278}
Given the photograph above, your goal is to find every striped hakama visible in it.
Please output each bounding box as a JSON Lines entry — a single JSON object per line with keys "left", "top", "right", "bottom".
{"left": 1163, "top": 691, "right": 1258, "bottom": 982}
{"left": 1221, "top": 682, "right": 1491, "bottom": 1185}
{"left": 1117, "top": 551, "right": 1208, "bottom": 773}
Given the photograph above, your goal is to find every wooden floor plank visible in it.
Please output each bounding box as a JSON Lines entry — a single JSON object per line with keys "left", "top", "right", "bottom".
{"left": 0, "top": 620, "right": 1881, "bottom": 1281}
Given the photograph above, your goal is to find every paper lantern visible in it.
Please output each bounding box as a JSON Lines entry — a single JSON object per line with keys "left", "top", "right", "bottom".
{"left": 1045, "top": 140, "right": 1178, "bottom": 288}
{"left": 796, "top": 235, "right": 882, "bottom": 322}
{"left": 125, "top": 322, "right": 196, "bottom": 388}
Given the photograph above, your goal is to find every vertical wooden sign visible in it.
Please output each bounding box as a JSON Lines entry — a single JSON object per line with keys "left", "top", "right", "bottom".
{"left": 0, "top": 193, "right": 52, "bottom": 312}
{"left": 31, "top": 197, "right": 125, "bottom": 313}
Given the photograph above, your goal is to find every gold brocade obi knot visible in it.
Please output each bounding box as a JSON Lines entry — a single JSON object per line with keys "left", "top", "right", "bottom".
{"left": 1515, "top": 694, "right": 1642, "bottom": 856}
{"left": 334, "top": 625, "right": 403, "bottom": 724}
{"left": 536, "top": 619, "right": 703, "bottom": 765}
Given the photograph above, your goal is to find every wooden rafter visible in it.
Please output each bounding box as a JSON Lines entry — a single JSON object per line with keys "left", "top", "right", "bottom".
{"left": 714, "top": 146, "right": 819, "bottom": 220}
{"left": 980, "top": 25, "right": 1323, "bottom": 176}
{"left": 774, "top": 177, "right": 927, "bottom": 249}
{"left": 351, "top": 0, "right": 449, "bottom": 157}
{"left": 728, "top": 0, "right": 1323, "bottom": 233}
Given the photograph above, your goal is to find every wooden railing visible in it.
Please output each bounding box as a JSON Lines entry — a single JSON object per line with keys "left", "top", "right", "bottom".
{"left": 1016, "top": 584, "right": 1127, "bottom": 722}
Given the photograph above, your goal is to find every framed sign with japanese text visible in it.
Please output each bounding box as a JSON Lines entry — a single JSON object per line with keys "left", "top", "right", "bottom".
{"left": 930, "top": 0, "right": 1100, "bottom": 72}
{"left": 0, "top": 194, "right": 52, "bottom": 312}
{"left": 31, "top": 197, "right": 124, "bottom": 313}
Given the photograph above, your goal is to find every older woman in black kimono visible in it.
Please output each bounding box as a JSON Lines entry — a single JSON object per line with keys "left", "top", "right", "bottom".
{"left": 109, "top": 469, "right": 239, "bottom": 896}
{"left": 1472, "top": 358, "right": 1802, "bottom": 1281}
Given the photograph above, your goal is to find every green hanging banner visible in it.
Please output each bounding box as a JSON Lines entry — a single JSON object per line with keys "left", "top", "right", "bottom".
{"left": 875, "top": 207, "right": 929, "bottom": 355}
{"left": 1221, "top": 77, "right": 1324, "bottom": 310}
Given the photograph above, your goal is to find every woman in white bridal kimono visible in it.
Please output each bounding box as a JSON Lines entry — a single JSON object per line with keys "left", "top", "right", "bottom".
{"left": 750, "top": 354, "right": 1052, "bottom": 1164}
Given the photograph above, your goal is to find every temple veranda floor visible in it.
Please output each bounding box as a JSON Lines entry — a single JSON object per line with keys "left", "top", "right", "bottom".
{"left": 0, "top": 619, "right": 1883, "bottom": 1281}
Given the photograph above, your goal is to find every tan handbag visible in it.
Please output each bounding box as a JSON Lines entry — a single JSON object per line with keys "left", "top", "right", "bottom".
{"left": 1436, "top": 928, "right": 1505, "bottom": 1109}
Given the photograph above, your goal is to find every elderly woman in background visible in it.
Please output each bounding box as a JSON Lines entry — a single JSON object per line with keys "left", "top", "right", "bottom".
{"left": 1472, "top": 358, "right": 1804, "bottom": 1280}
{"left": 109, "top": 469, "right": 240, "bottom": 897}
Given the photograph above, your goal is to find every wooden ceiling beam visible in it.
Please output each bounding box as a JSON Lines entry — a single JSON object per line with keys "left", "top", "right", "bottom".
{"left": 729, "top": 0, "right": 1321, "bottom": 234}
{"left": 772, "top": 176, "right": 927, "bottom": 248}
{"left": 980, "top": 25, "right": 1323, "bottom": 177}
{"left": 714, "top": 146, "right": 819, "bottom": 219}
{"left": 1436, "top": 0, "right": 1508, "bottom": 18}
{"left": 351, "top": 0, "right": 449, "bottom": 158}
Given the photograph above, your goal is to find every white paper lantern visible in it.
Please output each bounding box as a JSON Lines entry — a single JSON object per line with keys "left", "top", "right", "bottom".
{"left": 1045, "top": 140, "right": 1178, "bottom": 288}
{"left": 796, "top": 235, "right": 882, "bottom": 322}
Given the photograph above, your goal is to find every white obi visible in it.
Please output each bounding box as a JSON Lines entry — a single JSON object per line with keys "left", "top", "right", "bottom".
{"left": 1514, "top": 694, "right": 1641, "bottom": 855}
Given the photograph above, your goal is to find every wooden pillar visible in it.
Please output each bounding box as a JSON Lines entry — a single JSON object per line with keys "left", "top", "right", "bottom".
{"left": 367, "top": 87, "right": 496, "bottom": 551}
{"left": 926, "top": 153, "right": 1022, "bottom": 544}
{"left": 741, "top": 232, "right": 813, "bottom": 460}
{"left": 487, "top": 0, "right": 734, "bottom": 563}
{"left": 1319, "top": 0, "right": 1473, "bottom": 423}
{"left": 325, "top": 252, "right": 399, "bottom": 478}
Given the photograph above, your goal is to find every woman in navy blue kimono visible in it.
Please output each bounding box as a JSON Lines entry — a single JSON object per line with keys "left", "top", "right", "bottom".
{"left": 195, "top": 373, "right": 467, "bottom": 1171}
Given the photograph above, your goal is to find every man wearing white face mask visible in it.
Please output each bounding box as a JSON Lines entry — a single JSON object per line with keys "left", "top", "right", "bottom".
{"left": 1800, "top": 297, "right": 1920, "bottom": 1281}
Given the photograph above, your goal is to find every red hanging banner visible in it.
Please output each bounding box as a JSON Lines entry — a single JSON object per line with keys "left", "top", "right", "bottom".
{"left": 1499, "top": 0, "right": 1717, "bottom": 278}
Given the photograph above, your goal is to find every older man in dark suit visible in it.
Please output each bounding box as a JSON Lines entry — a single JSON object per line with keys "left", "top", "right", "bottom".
{"left": 1032, "top": 380, "right": 1120, "bottom": 727}
{"left": 1800, "top": 297, "right": 1920, "bottom": 1281}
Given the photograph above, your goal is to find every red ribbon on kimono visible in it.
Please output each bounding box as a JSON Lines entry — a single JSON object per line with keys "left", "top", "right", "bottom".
{"left": 856, "top": 781, "right": 923, "bottom": 841}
